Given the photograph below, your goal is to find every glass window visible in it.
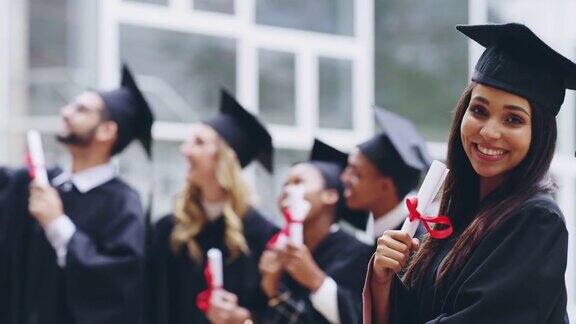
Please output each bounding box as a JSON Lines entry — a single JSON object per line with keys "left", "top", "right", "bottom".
{"left": 194, "top": 0, "right": 235, "bottom": 14}
{"left": 318, "top": 57, "right": 353, "bottom": 129}
{"left": 120, "top": 24, "right": 237, "bottom": 123}
{"left": 487, "top": 0, "right": 552, "bottom": 24}
{"left": 124, "top": 0, "right": 167, "bottom": 5}
{"left": 40, "top": 131, "right": 68, "bottom": 168}
{"left": 374, "top": 0, "right": 468, "bottom": 141}
{"left": 253, "top": 148, "right": 307, "bottom": 224}
{"left": 256, "top": 0, "right": 354, "bottom": 36}
{"left": 119, "top": 140, "right": 186, "bottom": 222}
{"left": 258, "top": 49, "right": 296, "bottom": 126}
{"left": 28, "top": 0, "right": 98, "bottom": 115}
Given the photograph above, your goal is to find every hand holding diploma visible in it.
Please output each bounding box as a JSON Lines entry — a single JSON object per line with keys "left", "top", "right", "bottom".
{"left": 373, "top": 160, "right": 452, "bottom": 284}
{"left": 197, "top": 248, "right": 223, "bottom": 313}
{"left": 400, "top": 160, "right": 452, "bottom": 239}
{"left": 266, "top": 184, "right": 311, "bottom": 249}
{"left": 26, "top": 130, "right": 65, "bottom": 227}
{"left": 202, "top": 249, "right": 252, "bottom": 324}
{"left": 285, "top": 185, "right": 310, "bottom": 246}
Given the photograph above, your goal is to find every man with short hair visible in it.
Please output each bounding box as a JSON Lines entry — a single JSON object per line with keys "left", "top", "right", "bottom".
{"left": 0, "top": 65, "right": 154, "bottom": 324}
{"left": 341, "top": 107, "right": 431, "bottom": 245}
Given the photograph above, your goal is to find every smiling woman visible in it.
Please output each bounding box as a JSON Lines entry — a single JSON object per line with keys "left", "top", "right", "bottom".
{"left": 461, "top": 84, "right": 533, "bottom": 197}
{"left": 364, "top": 23, "right": 575, "bottom": 324}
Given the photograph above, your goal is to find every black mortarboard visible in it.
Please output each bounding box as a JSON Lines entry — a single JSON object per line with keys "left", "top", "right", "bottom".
{"left": 457, "top": 23, "right": 576, "bottom": 116}
{"left": 204, "top": 89, "right": 273, "bottom": 172}
{"left": 308, "top": 139, "right": 348, "bottom": 190}
{"left": 308, "top": 139, "right": 369, "bottom": 230}
{"left": 358, "top": 107, "right": 431, "bottom": 198}
{"left": 99, "top": 64, "right": 154, "bottom": 158}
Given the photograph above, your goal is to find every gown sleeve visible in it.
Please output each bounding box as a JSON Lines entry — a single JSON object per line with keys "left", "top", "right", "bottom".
{"left": 64, "top": 188, "right": 146, "bottom": 324}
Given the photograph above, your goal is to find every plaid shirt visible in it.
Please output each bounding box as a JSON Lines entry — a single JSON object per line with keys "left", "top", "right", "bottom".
{"left": 263, "top": 291, "right": 321, "bottom": 324}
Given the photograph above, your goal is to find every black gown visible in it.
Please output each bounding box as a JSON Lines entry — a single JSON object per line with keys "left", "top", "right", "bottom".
{"left": 0, "top": 167, "right": 15, "bottom": 324}
{"left": 380, "top": 192, "right": 568, "bottom": 324}
{"left": 265, "top": 228, "right": 374, "bottom": 324}
{"left": 146, "top": 208, "right": 279, "bottom": 324}
{"left": 0, "top": 167, "right": 146, "bottom": 324}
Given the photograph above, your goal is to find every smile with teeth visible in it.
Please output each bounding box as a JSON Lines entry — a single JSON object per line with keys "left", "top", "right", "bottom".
{"left": 475, "top": 143, "right": 506, "bottom": 156}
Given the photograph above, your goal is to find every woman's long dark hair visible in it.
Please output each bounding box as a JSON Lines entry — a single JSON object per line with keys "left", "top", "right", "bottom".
{"left": 404, "top": 82, "right": 557, "bottom": 288}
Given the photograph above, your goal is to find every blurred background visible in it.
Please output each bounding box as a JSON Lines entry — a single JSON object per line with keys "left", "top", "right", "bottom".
{"left": 0, "top": 0, "right": 575, "bottom": 318}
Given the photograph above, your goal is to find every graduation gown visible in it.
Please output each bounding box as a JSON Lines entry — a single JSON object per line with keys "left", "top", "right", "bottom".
{"left": 265, "top": 228, "right": 374, "bottom": 324}
{"left": 146, "top": 208, "right": 279, "bottom": 324}
{"left": 0, "top": 167, "right": 16, "bottom": 324}
{"left": 0, "top": 168, "right": 146, "bottom": 324}
{"left": 363, "top": 192, "right": 568, "bottom": 323}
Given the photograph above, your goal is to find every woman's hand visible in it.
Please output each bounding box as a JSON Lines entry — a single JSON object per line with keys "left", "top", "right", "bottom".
{"left": 372, "top": 230, "right": 420, "bottom": 284}
{"left": 259, "top": 249, "right": 285, "bottom": 298}
{"left": 206, "top": 289, "right": 251, "bottom": 324}
{"left": 284, "top": 243, "right": 326, "bottom": 292}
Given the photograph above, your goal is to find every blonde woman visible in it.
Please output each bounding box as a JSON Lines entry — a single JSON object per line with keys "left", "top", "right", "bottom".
{"left": 146, "top": 89, "right": 278, "bottom": 324}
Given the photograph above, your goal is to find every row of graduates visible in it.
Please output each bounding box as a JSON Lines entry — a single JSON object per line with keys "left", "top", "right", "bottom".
{"left": 0, "top": 61, "right": 432, "bottom": 323}
{"left": 2, "top": 21, "right": 576, "bottom": 324}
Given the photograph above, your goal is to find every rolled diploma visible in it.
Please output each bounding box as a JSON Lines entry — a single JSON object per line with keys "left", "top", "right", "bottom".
{"left": 27, "top": 130, "right": 49, "bottom": 186}
{"left": 207, "top": 248, "right": 223, "bottom": 288}
{"left": 400, "top": 160, "right": 449, "bottom": 238}
{"left": 286, "top": 185, "right": 310, "bottom": 246}
{"left": 289, "top": 201, "right": 310, "bottom": 246}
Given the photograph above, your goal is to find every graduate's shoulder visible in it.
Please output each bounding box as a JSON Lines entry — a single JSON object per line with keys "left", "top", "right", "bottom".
{"left": 154, "top": 214, "right": 175, "bottom": 234}
{"left": 512, "top": 192, "right": 565, "bottom": 225}
{"left": 243, "top": 207, "right": 279, "bottom": 237}
{"left": 99, "top": 177, "right": 142, "bottom": 203}
{"left": 327, "top": 228, "right": 373, "bottom": 259}
{"left": 494, "top": 191, "right": 566, "bottom": 238}
{"left": 1, "top": 167, "right": 29, "bottom": 185}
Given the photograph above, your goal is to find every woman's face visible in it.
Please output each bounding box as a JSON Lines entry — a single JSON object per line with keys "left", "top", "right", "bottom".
{"left": 180, "top": 123, "right": 220, "bottom": 185}
{"left": 278, "top": 163, "right": 335, "bottom": 223}
{"left": 461, "top": 84, "right": 532, "bottom": 180}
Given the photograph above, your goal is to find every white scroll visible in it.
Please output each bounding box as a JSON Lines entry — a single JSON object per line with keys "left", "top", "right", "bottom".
{"left": 207, "top": 248, "right": 223, "bottom": 288}
{"left": 400, "top": 160, "right": 449, "bottom": 238}
{"left": 26, "top": 130, "right": 49, "bottom": 186}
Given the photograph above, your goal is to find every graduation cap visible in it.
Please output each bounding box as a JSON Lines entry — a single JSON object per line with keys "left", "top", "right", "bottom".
{"left": 308, "top": 139, "right": 348, "bottom": 190}
{"left": 457, "top": 23, "right": 576, "bottom": 116}
{"left": 204, "top": 89, "right": 273, "bottom": 172}
{"left": 308, "top": 139, "right": 369, "bottom": 230}
{"left": 99, "top": 64, "right": 155, "bottom": 158}
{"left": 358, "top": 107, "right": 431, "bottom": 198}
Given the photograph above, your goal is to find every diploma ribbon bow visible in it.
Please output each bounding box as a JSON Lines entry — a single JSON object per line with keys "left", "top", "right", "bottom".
{"left": 266, "top": 208, "right": 302, "bottom": 249}
{"left": 196, "top": 262, "right": 219, "bottom": 313}
{"left": 406, "top": 197, "right": 453, "bottom": 239}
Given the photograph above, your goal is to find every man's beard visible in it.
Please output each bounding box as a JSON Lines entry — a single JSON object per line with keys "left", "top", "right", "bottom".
{"left": 56, "top": 126, "right": 98, "bottom": 147}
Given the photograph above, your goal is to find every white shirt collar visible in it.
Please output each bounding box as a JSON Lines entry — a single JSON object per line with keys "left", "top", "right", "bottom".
{"left": 370, "top": 191, "right": 416, "bottom": 240}
{"left": 51, "top": 162, "right": 118, "bottom": 193}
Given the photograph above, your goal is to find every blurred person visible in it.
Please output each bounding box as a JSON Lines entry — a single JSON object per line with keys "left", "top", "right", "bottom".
{"left": 341, "top": 107, "right": 431, "bottom": 245}
{"left": 259, "top": 139, "right": 373, "bottom": 324}
{"left": 365, "top": 23, "right": 572, "bottom": 323}
{"left": 0, "top": 64, "right": 153, "bottom": 324}
{"left": 146, "top": 89, "right": 278, "bottom": 324}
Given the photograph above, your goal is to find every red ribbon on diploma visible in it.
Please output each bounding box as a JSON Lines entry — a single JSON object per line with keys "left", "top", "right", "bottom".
{"left": 406, "top": 197, "right": 453, "bottom": 239}
{"left": 25, "top": 153, "right": 36, "bottom": 180}
{"left": 266, "top": 208, "right": 302, "bottom": 249}
{"left": 196, "top": 263, "right": 216, "bottom": 313}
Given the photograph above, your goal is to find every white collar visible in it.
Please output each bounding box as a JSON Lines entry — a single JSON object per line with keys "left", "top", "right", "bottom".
{"left": 369, "top": 192, "right": 416, "bottom": 240}
{"left": 330, "top": 223, "right": 340, "bottom": 233}
{"left": 51, "top": 162, "right": 118, "bottom": 193}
